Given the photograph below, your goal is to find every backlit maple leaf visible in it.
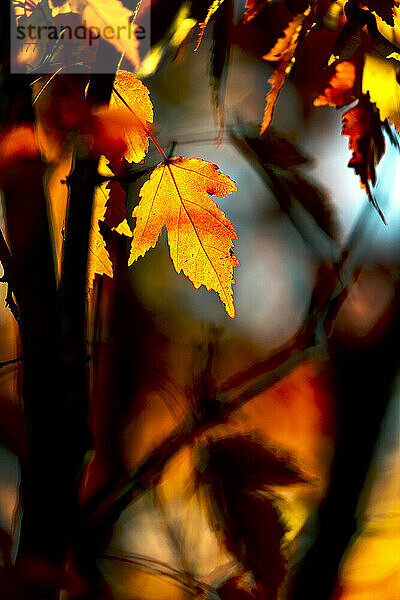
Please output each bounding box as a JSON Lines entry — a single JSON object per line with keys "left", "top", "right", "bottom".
{"left": 202, "top": 436, "right": 310, "bottom": 599}
{"left": 128, "top": 157, "right": 238, "bottom": 317}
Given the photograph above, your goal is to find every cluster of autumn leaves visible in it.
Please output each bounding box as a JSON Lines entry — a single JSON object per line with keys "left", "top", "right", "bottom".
{"left": 257, "top": 0, "right": 400, "bottom": 219}
{"left": 87, "top": 69, "right": 239, "bottom": 318}
{"left": 10, "top": 1, "right": 241, "bottom": 318}
{"left": 6, "top": 0, "right": 400, "bottom": 320}
{"left": 86, "top": 0, "right": 400, "bottom": 318}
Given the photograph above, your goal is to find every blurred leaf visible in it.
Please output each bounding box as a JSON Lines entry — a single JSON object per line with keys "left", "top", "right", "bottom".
{"left": 205, "top": 435, "right": 309, "bottom": 487}
{"left": 231, "top": 125, "right": 339, "bottom": 241}
{"left": 239, "top": 126, "right": 310, "bottom": 168}
{"left": 201, "top": 435, "right": 310, "bottom": 599}
{"left": 287, "top": 172, "right": 338, "bottom": 240}
{"left": 138, "top": 2, "right": 196, "bottom": 76}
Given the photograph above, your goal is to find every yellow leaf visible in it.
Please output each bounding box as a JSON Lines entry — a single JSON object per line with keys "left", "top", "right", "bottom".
{"left": 87, "top": 157, "right": 113, "bottom": 290}
{"left": 110, "top": 70, "right": 154, "bottom": 163}
{"left": 128, "top": 157, "right": 238, "bottom": 317}
{"left": 362, "top": 52, "right": 400, "bottom": 132}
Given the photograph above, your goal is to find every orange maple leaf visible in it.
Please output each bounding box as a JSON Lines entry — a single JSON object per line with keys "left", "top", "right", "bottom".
{"left": 260, "top": 10, "right": 309, "bottom": 135}
{"left": 128, "top": 157, "right": 238, "bottom": 317}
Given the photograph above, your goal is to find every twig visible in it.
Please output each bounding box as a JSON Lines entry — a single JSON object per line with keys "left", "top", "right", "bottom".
{"left": 0, "top": 356, "right": 23, "bottom": 369}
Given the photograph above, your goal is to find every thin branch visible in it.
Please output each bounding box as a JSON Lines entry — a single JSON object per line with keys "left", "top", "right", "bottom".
{"left": 0, "top": 356, "right": 23, "bottom": 369}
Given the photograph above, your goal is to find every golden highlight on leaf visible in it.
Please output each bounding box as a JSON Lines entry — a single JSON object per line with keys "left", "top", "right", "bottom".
{"left": 87, "top": 157, "right": 114, "bottom": 291}
{"left": 113, "top": 218, "right": 133, "bottom": 236}
{"left": 362, "top": 52, "right": 400, "bottom": 133}
{"left": 128, "top": 157, "right": 238, "bottom": 317}
{"left": 195, "top": 0, "right": 225, "bottom": 51}
{"left": 263, "top": 14, "right": 306, "bottom": 63}
{"left": 110, "top": 70, "right": 154, "bottom": 163}
{"left": 260, "top": 11, "right": 308, "bottom": 134}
